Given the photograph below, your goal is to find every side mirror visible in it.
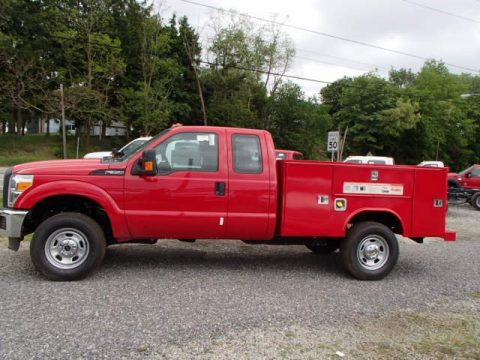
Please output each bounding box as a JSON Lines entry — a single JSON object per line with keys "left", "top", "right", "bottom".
{"left": 134, "top": 149, "right": 157, "bottom": 176}
{"left": 465, "top": 173, "right": 472, "bottom": 178}
{"left": 112, "top": 148, "right": 124, "bottom": 158}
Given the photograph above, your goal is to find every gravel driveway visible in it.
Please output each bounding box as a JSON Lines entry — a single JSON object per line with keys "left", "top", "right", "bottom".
{"left": 0, "top": 205, "right": 479, "bottom": 359}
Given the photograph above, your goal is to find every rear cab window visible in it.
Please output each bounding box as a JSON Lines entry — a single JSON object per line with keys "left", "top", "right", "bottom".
{"left": 232, "top": 134, "right": 263, "bottom": 174}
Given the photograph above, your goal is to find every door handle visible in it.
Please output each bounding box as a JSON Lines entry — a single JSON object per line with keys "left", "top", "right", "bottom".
{"left": 215, "top": 182, "right": 226, "bottom": 196}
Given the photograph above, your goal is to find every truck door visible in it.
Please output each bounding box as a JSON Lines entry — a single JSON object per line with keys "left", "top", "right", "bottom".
{"left": 464, "top": 166, "right": 480, "bottom": 189}
{"left": 124, "top": 129, "right": 228, "bottom": 239}
{"left": 225, "top": 130, "right": 273, "bottom": 240}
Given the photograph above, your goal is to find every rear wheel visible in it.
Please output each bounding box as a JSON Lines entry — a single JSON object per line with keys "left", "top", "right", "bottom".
{"left": 340, "top": 222, "right": 399, "bottom": 280}
{"left": 30, "top": 212, "right": 106, "bottom": 281}
{"left": 471, "top": 192, "right": 480, "bottom": 210}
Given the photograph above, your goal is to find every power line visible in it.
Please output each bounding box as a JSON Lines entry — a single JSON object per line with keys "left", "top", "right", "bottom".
{"left": 179, "top": 0, "right": 480, "bottom": 73}
{"left": 295, "top": 55, "right": 374, "bottom": 73}
{"left": 401, "top": 0, "right": 480, "bottom": 24}
{"left": 296, "top": 48, "right": 390, "bottom": 71}
{"left": 48, "top": 34, "right": 332, "bottom": 84}
{"left": 199, "top": 60, "right": 332, "bottom": 84}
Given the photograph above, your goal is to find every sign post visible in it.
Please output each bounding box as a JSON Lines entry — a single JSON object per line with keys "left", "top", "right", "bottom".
{"left": 327, "top": 131, "right": 340, "bottom": 161}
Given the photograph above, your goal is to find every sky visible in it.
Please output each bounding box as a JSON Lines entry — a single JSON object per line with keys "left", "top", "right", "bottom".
{"left": 160, "top": 0, "right": 480, "bottom": 96}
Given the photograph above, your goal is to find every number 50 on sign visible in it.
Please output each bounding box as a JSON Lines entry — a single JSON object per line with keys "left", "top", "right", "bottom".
{"left": 327, "top": 131, "right": 339, "bottom": 153}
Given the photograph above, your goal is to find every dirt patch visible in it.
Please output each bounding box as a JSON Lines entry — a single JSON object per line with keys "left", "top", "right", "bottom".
{"left": 156, "top": 297, "right": 480, "bottom": 360}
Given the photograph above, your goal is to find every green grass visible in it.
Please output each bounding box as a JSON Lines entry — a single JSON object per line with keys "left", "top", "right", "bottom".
{"left": 0, "top": 134, "right": 125, "bottom": 166}
{"left": 354, "top": 307, "right": 480, "bottom": 360}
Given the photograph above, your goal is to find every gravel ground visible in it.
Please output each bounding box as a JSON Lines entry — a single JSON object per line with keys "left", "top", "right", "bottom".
{"left": 0, "top": 205, "right": 479, "bottom": 359}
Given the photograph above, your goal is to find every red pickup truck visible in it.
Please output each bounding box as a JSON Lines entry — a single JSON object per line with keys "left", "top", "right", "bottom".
{"left": 1, "top": 126, "right": 455, "bottom": 281}
{"left": 448, "top": 164, "right": 480, "bottom": 210}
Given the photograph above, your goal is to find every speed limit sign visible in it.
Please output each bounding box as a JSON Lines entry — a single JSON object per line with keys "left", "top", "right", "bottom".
{"left": 327, "top": 131, "right": 340, "bottom": 153}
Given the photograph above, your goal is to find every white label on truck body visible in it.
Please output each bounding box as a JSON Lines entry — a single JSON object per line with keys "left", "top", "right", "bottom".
{"left": 343, "top": 182, "right": 404, "bottom": 196}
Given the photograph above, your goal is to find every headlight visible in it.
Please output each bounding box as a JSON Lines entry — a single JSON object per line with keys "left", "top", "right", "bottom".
{"left": 8, "top": 174, "right": 34, "bottom": 207}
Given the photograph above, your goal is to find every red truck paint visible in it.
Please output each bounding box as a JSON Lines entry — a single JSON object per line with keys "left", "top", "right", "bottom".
{"left": 448, "top": 164, "right": 480, "bottom": 190}
{"left": 1, "top": 126, "right": 456, "bottom": 280}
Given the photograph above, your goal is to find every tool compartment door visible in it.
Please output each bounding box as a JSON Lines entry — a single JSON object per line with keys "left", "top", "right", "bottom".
{"left": 280, "top": 162, "right": 333, "bottom": 237}
{"left": 411, "top": 167, "right": 448, "bottom": 237}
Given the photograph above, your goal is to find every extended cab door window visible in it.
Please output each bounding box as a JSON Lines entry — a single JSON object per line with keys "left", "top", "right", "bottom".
{"left": 154, "top": 132, "right": 219, "bottom": 173}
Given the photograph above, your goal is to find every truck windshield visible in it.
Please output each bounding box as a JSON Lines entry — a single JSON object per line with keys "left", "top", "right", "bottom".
{"left": 110, "top": 129, "right": 170, "bottom": 163}
{"left": 459, "top": 165, "right": 474, "bottom": 175}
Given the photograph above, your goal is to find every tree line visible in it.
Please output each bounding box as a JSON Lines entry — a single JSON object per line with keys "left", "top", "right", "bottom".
{"left": 1, "top": 0, "right": 479, "bottom": 169}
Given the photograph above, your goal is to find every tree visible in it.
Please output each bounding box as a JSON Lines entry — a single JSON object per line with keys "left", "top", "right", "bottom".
{"left": 268, "top": 82, "right": 331, "bottom": 159}
{"left": 409, "top": 61, "right": 476, "bottom": 168}
{"left": 50, "top": 0, "right": 126, "bottom": 144}
{"left": 321, "top": 74, "right": 421, "bottom": 162}
{"left": 0, "top": 0, "right": 54, "bottom": 134}
{"left": 204, "top": 12, "right": 295, "bottom": 130}
{"left": 166, "top": 15, "right": 205, "bottom": 125}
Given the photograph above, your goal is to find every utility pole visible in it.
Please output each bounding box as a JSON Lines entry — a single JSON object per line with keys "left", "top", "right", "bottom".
{"left": 183, "top": 35, "right": 207, "bottom": 125}
{"left": 60, "top": 84, "right": 67, "bottom": 159}
{"left": 339, "top": 126, "right": 348, "bottom": 162}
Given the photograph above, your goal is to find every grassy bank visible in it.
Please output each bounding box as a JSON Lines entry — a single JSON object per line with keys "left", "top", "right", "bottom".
{"left": 0, "top": 134, "right": 125, "bottom": 166}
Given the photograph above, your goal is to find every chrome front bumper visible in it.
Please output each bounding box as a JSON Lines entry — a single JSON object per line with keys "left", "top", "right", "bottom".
{"left": 0, "top": 208, "right": 28, "bottom": 239}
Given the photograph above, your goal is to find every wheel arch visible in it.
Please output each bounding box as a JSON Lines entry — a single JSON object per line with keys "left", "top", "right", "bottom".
{"left": 18, "top": 181, "right": 129, "bottom": 242}
{"left": 345, "top": 209, "right": 404, "bottom": 235}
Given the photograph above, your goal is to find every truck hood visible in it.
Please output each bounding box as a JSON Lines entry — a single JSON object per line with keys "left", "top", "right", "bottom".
{"left": 12, "top": 159, "right": 122, "bottom": 176}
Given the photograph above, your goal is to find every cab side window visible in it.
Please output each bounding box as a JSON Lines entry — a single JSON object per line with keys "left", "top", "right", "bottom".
{"left": 154, "top": 132, "right": 218, "bottom": 173}
{"left": 233, "top": 134, "right": 262, "bottom": 174}
{"left": 471, "top": 168, "right": 480, "bottom": 178}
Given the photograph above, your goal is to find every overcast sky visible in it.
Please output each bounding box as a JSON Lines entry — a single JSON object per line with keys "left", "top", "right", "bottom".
{"left": 161, "top": 0, "right": 480, "bottom": 96}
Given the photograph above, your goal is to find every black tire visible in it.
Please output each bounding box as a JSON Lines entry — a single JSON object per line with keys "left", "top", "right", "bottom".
{"left": 471, "top": 192, "right": 480, "bottom": 210}
{"left": 306, "top": 239, "right": 340, "bottom": 254}
{"left": 30, "top": 212, "right": 106, "bottom": 281}
{"left": 340, "top": 222, "right": 399, "bottom": 280}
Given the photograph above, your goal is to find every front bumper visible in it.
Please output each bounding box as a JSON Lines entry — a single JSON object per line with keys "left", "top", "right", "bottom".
{"left": 0, "top": 209, "right": 28, "bottom": 250}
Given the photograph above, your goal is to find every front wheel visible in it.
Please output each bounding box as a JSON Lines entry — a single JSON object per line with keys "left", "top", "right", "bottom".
{"left": 30, "top": 213, "right": 106, "bottom": 281}
{"left": 340, "top": 222, "right": 399, "bottom": 280}
{"left": 471, "top": 192, "right": 480, "bottom": 210}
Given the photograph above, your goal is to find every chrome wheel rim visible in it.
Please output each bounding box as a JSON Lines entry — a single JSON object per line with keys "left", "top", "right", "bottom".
{"left": 45, "top": 228, "right": 90, "bottom": 269}
{"left": 357, "top": 235, "right": 389, "bottom": 270}
{"left": 475, "top": 196, "right": 480, "bottom": 208}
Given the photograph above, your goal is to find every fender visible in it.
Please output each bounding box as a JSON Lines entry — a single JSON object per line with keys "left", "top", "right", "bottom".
{"left": 15, "top": 180, "right": 130, "bottom": 239}
{"left": 343, "top": 207, "right": 406, "bottom": 237}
